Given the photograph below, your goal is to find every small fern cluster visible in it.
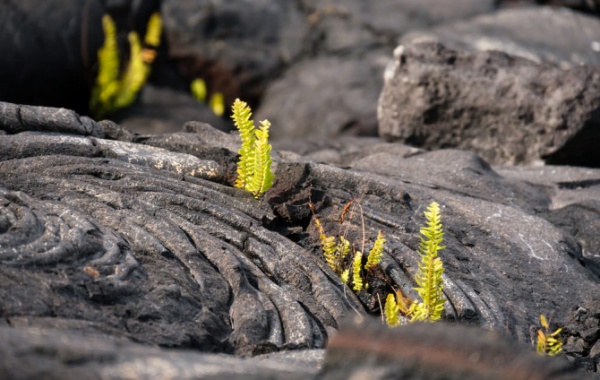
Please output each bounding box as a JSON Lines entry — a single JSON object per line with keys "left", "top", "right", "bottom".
{"left": 231, "top": 99, "right": 274, "bottom": 198}
{"left": 385, "top": 202, "right": 446, "bottom": 326}
{"left": 90, "top": 13, "right": 162, "bottom": 119}
{"left": 314, "top": 216, "right": 385, "bottom": 292}
{"left": 190, "top": 78, "right": 226, "bottom": 116}
{"left": 536, "top": 314, "right": 563, "bottom": 356}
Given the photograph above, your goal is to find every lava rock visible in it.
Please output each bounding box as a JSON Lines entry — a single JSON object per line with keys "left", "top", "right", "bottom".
{"left": 1, "top": 102, "right": 599, "bottom": 376}
{"left": 320, "top": 316, "right": 591, "bottom": 380}
{"left": 378, "top": 42, "right": 600, "bottom": 166}
{"left": 0, "top": 0, "right": 104, "bottom": 114}
{"left": 402, "top": 7, "right": 600, "bottom": 67}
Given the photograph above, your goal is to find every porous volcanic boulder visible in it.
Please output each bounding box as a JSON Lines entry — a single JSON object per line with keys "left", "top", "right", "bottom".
{"left": 1, "top": 101, "right": 599, "bottom": 376}
{"left": 378, "top": 42, "right": 600, "bottom": 167}
{"left": 162, "top": 0, "right": 497, "bottom": 137}
{"left": 402, "top": 7, "right": 600, "bottom": 67}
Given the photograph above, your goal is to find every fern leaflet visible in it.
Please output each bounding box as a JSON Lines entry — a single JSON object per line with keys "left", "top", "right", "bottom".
{"left": 248, "top": 121, "right": 274, "bottom": 198}
{"left": 365, "top": 231, "right": 385, "bottom": 271}
{"left": 385, "top": 293, "right": 401, "bottom": 327}
{"left": 352, "top": 251, "right": 363, "bottom": 291}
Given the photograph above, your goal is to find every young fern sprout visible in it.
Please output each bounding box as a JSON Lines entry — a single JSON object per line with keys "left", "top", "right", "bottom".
{"left": 313, "top": 212, "right": 385, "bottom": 291}
{"left": 385, "top": 293, "right": 401, "bottom": 327}
{"left": 365, "top": 231, "right": 385, "bottom": 271}
{"left": 90, "top": 13, "right": 162, "bottom": 119}
{"left": 410, "top": 202, "right": 446, "bottom": 322}
{"left": 385, "top": 201, "right": 446, "bottom": 326}
{"left": 352, "top": 251, "right": 363, "bottom": 291}
{"left": 536, "top": 314, "right": 563, "bottom": 356}
{"left": 231, "top": 99, "right": 274, "bottom": 198}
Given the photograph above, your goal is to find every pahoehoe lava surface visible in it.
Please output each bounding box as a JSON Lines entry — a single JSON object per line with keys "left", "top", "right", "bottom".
{"left": 1, "top": 102, "right": 599, "bottom": 374}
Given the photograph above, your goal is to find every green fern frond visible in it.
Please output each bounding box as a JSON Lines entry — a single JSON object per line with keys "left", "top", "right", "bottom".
{"left": 322, "top": 235, "right": 339, "bottom": 272}
{"left": 247, "top": 121, "right": 274, "bottom": 198}
{"left": 90, "top": 15, "right": 120, "bottom": 118}
{"left": 385, "top": 293, "right": 401, "bottom": 327}
{"left": 114, "top": 32, "right": 148, "bottom": 110}
{"left": 91, "top": 13, "right": 158, "bottom": 119}
{"left": 352, "top": 251, "right": 363, "bottom": 291}
{"left": 365, "top": 231, "right": 385, "bottom": 271}
{"left": 337, "top": 236, "right": 351, "bottom": 260}
{"left": 144, "top": 12, "right": 162, "bottom": 47}
{"left": 231, "top": 99, "right": 274, "bottom": 198}
{"left": 232, "top": 99, "right": 256, "bottom": 190}
{"left": 537, "top": 314, "right": 563, "bottom": 356}
{"left": 411, "top": 202, "right": 445, "bottom": 322}
{"left": 315, "top": 216, "right": 350, "bottom": 274}
{"left": 191, "top": 78, "right": 207, "bottom": 102}
{"left": 340, "top": 269, "right": 349, "bottom": 284}
{"left": 210, "top": 92, "right": 226, "bottom": 116}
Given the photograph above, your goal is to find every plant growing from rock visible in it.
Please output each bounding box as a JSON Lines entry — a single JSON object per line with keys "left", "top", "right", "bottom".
{"left": 385, "top": 201, "right": 446, "bottom": 326}
{"left": 231, "top": 99, "right": 274, "bottom": 198}
{"left": 313, "top": 202, "right": 386, "bottom": 292}
{"left": 90, "top": 12, "right": 162, "bottom": 119}
{"left": 536, "top": 314, "right": 563, "bottom": 356}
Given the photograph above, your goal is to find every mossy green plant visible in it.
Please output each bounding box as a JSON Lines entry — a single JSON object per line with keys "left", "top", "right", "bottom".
{"left": 231, "top": 99, "right": 274, "bottom": 198}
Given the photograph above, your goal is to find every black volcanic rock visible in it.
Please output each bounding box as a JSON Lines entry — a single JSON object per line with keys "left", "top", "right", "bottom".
{"left": 0, "top": 102, "right": 598, "bottom": 377}
{"left": 378, "top": 42, "right": 600, "bottom": 166}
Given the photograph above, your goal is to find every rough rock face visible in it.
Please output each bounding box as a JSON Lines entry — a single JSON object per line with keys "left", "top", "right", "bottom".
{"left": 162, "top": 0, "right": 497, "bottom": 138}
{"left": 0, "top": 0, "right": 104, "bottom": 113}
{"left": 1, "top": 102, "right": 599, "bottom": 377}
{"left": 162, "top": 0, "right": 308, "bottom": 106}
{"left": 257, "top": 56, "right": 387, "bottom": 139}
{"left": 402, "top": 6, "right": 600, "bottom": 67}
{"left": 378, "top": 42, "right": 600, "bottom": 167}
{"left": 321, "top": 316, "right": 590, "bottom": 380}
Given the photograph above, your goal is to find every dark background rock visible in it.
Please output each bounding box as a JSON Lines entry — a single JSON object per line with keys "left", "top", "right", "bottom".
{"left": 162, "top": 0, "right": 308, "bottom": 108}
{"left": 378, "top": 42, "right": 600, "bottom": 167}
{"left": 254, "top": 0, "right": 497, "bottom": 139}
{"left": 111, "top": 85, "right": 231, "bottom": 135}
{"left": 0, "top": 0, "right": 104, "bottom": 114}
{"left": 402, "top": 6, "right": 600, "bottom": 67}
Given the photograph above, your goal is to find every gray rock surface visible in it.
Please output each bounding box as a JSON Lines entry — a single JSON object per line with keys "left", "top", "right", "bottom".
{"left": 378, "top": 42, "right": 600, "bottom": 166}
{"left": 320, "top": 316, "right": 591, "bottom": 379}
{"left": 402, "top": 6, "right": 600, "bottom": 67}
{"left": 161, "top": 0, "right": 497, "bottom": 137}
{"left": 1, "top": 102, "right": 599, "bottom": 377}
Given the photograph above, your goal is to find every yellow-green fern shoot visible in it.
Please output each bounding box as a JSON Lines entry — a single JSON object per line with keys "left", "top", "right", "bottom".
{"left": 410, "top": 202, "right": 445, "bottom": 322}
{"left": 231, "top": 99, "right": 274, "bottom": 198}
{"left": 90, "top": 13, "right": 162, "bottom": 119}
{"left": 385, "top": 293, "right": 401, "bottom": 327}
{"left": 210, "top": 92, "right": 226, "bottom": 116}
{"left": 352, "top": 251, "right": 363, "bottom": 291}
{"left": 314, "top": 217, "right": 349, "bottom": 276}
{"left": 385, "top": 201, "right": 446, "bottom": 326}
{"left": 536, "top": 314, "right": 563, "bottom": 356}
{"left": 365, "top": 231, "right": 385, "bottom": 271}
{"left": 191, "top": 78, "right": 207, "bottom": 102}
